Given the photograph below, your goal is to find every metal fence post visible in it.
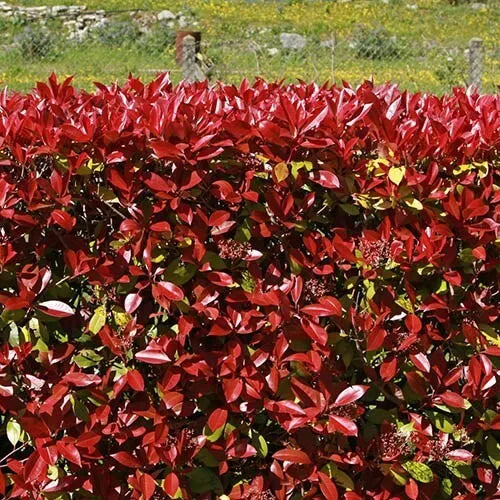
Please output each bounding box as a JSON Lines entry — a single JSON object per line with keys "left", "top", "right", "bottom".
{"left": 181, "top": 34, "right": 205, "bottom": 82}
{"left": 468, "top": 37, "right": 483, "bottom": 90}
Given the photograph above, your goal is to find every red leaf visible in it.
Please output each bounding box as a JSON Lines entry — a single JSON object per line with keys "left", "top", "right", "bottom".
{"left": 139, "top": 473, "right": 157, "bottom": 500}
{"left": 367, "top": 328, "right": 386, "bottom": 351}
{"left": 208, "top": 210, "right": 230, "bottom": 227}
{"left": 124, "top": 293, "right": 142, "bottom": 314}
{"left": 155, "top": 281, "right": 184, "bottom": 301}
{"left": 405, "top": 478, "right": 419, "bottom": 500}
{"left": 300, "top": 317, "right": 328, "bottom": 346}
{"left": 163, "top": 472, "right": 180, "bottom": 497}
{"left": 56, "top": 441, "right": 81, "bottom": 467}
{"left": 405, "top": 314, "right": 422, "bottom": 334}
{"left": 301, "top": 296, "right": 342, "bottom": 317}
{"left": 208, "top": 408, "right": 228, "bottom": 432}
{"left": 444, "top": 271, "right": 462, "bottom": 287}
{"left": 127, "top": 370, "right": 144, "bottom": 391}
{"left": 111, "top": 451, "right": 142, "bottom": 468}
{"left": 318, "top": 471, "right": 338, "bottom": 500}
{"left": 37, "top": 300, "right": 74, "bottom": 318}
{"left": 62, "top": 372, "right": 101, "bottom": 387}
{"left": 380, "top": 356, "right": 398, "bottom": 381}
{"left": 406, "top": 371, "right": 427, "bottom": 398}
{"left": 206, "top": 271, "right": 233, "bottom": 287}
{"left": 311, "top": 170, "right": 340, "bottom": 189}
{"left": 272, "top": 448, "right": 312, "bottom": 464}
{"left": 437, "top": 391, "right": 466, "bottom": 408}
{"left": 328, "top": 415, "right": 358, "bottom": 436}
{"left": 333, "top": 385, "right": 368, "bottom": 407}
{"left": 51, "top": 209, "right": 76, "bottom": 231}
{"left": 223, "top": 378, "right": 242, "bottom": 403}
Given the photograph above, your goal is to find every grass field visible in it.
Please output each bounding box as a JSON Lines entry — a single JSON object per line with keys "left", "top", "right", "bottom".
{"left": 1, "top": 0, "right": 498, "bottom": 92}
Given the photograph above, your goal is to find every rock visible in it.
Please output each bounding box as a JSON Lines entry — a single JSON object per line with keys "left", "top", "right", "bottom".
{"left": 268, "top": 47, "right": 279, "bottom": 56}
{"left": 470, "top": 2, "right": 486, "bottom": 9}
{"left": 51, "top": 5, "right": 68, "bottom": 14}
{"left": 320, "top": 39, "right": 335, "bottom": 49}
{"left": 280, "top": 33, "right": 306, "bottom": 50}
{"left": 406, "top": 3, "right": 418, "bottom": 9}
{"left": 157, "top": 9, "right": 176, "bottom": 21}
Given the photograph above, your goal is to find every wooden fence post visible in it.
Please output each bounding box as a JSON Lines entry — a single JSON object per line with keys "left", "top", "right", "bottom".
{"left": 178, "top": 33, "right": 205, "bottom": 82}
{"left": 468, "top": 37, "right": 483, "bottom": 90}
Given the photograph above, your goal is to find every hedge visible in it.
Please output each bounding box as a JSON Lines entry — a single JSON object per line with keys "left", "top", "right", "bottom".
{"left": 0, "top": 74, "right": 499, "bottom": 499}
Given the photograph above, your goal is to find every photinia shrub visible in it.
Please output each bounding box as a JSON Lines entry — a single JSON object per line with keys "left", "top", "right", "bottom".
{"left": 0, "top": 74, "right": 499, "bottom": 499}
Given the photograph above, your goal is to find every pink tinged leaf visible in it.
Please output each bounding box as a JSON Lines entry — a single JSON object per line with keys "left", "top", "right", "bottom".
{"left": 124, "top": 293, "right": 142, "bottom": 314}
{"left": 332, "top": 385, "right": 369, "bottom": 407}
{"left": 37, "top": 300, "right": 74, "bottom": 318}
{"left": 446, "top": 449, "right": 473, "bottom": 461}
{"left": 410, "top": 353, "right": 430, "bottom": 373}
{"left": 227, "top": 441, "right": 257, "bottom": 458}
{"left": 62, "top": 372, "right": 101, "bottom": 387}
{"left": 156, "top": 281, "right": 184, "bottom": 301}
{"left": 311, "top": 170, "right": 340, "bottom": 189}
{"left": 272, "top": 449, "right": 312, "bottom": 464}
{"left": 135, "top": 349, "right": 170, "bottom": 364}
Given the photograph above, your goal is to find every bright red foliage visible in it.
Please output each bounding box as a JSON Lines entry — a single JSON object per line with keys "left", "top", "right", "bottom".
{"left": 0, "top": 74, "right": 499, "bottom": 499}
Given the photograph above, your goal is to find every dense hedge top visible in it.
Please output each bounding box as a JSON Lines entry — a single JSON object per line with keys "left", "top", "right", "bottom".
{"left": 0, "top": 74, "right": 499, "bottom": 499}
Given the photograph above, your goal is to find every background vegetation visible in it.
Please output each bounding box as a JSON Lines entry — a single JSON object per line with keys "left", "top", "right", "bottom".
{"left": 0, "top": 0, "right": 498, "bottom": 93}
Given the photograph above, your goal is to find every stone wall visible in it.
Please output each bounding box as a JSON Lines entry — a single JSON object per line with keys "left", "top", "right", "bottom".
{"left": 0, "top": 2, "right": 189, "bottom": 42}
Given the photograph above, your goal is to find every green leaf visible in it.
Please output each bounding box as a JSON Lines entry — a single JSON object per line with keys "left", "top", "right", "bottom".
{"left": 73, "top": 349, "right": 103, "bottom": 368}
{"left": 321, "top": 462, "right": 355, "bottom": 490}
{"left": 405, "top": 197, "right": 423, "bottom": 211}
{"left": 187, "top": 467, "right": 223, "bottom": 494}
{"left": 289, "top": 256, "right": 303, "bottom": 275}
{"left": 402, "top": 461, "right": 434, "bottom": 483}
{"left": 89, "top": 305, "right": 106, "bottom": 335}
{"left": 486, "top": 435, "right": 500, "bottom": 469}
{"left": 274, "top": 162, "right": 289, "bottom": 182}
{"left": 196, "top": 448, "right": 219, "bottom": 467}
{"left": 252, "top": 432, "right": 268, "bottom": 457}
{"left": 7, "top": 420, "right": 21, "bottom": 446}
{"left": 426, "top": 411, "right": 455, "bottom": 433}
{"left": 441, "top": 478, "right": 453, "bottom": 498}
{"left": 340, "top": 204, "right": 360, "bottom": 215}
{"left": 388, "top": 166, "right": 405, "bottom": 185}
{"left": 164, "top": 258, "right": 197, "bottom": 285}
{"left": 203, "top": 424, "right": 224, "bottom": 443}
{"left": 241, "top": 270, "right": 256, "bottom": 293}
{"left": 445, "top": 460, "right": 473, "bottom": 479}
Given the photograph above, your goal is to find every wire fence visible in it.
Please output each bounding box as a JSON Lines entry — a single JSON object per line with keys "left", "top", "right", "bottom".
{"left": 0, "top": 1, "right": 498, "bottom": 93}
